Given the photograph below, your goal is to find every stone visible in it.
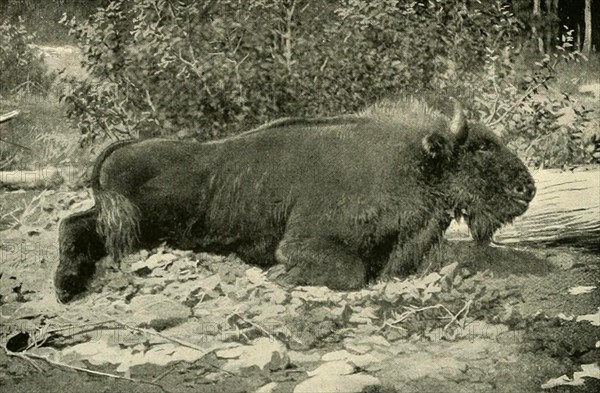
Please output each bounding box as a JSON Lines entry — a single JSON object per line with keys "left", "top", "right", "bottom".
{"left": 216, "top": 337, "right": 289, "bottom": 372}
{"left": 294, "top": 374, "right": 380, "bottom": 393}
{"left": 126, "top": 294, "right": 191, "bottom": 330}
{"left": 308, "top": 360, "right": 356, "bottom": 377}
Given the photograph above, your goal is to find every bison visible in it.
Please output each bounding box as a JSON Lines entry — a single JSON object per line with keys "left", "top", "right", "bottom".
{"left": 55, "top": 98, "right": 535, "bottom": 302}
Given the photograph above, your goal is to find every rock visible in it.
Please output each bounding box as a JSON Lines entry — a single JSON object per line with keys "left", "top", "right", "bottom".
{"left": 193, "top": 295, "right": 239, "bottom": 318}
{"left": 251, "top": 304, "right": 287, "bottom": 322}
{"left": 294, "top": 374, "right": 380, "bottom": 393}
{"left": 343, "top": 335, "right": 391, "bottom": 353}
{"left": 288, "top": 350, "right": 321, "bottom": 364}
{"left": 448, "top": 340, "right": 494, "bottom": 362}
{"left": 348, "top": 306, "right": 377, "bottom": 324}
{"left": 126, "top": 294, "right": 191, "bottom": 330}
{"left": 378, "top": 353, "right": 467, "bottom": 382}
{"left": 0, "top": 275, "right": 21, "bottom": 297}
{"left": 343, "top": 342, "right": 371, "bottom": 355}
{"left": 215, "top": 337, "right": 289, "bottom": 372}
{"left": 579, "top": 83, "right": 600, "bottom": 99}
{"left": 322, "top": 350, "right": 353, "bottom": 362}
{"left": 321, "top": 349, "right": 387, "bottom": 368}
{"left": 196, "top": 273, "right": 223, "bottom": 298}
{"left": 383, "top": 327, "right": 408, "bottom": 342}
{"left": 308, "top": 360, "right": 356, "bottom": 377}
{"left": 137, "top": 252, "right": 178, "bottom": 273}
{"left": 440, "top": 262, "right": 459, "bottom": 281}
{"left": 162, "top": 279, "right": 202, "bottom": 302}
{"left": 245, "top": 267, "right": 267, "bottom": 285}
{"left": 255, "top": 382, "right": 278, "bottom": 393}
{"left": 263, "top": 286, "right": 289, "bottom": 304}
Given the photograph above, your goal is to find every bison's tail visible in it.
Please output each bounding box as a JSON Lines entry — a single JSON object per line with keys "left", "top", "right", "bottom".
{"left": 95, "top": 190, "right": 141, "bottom": 262}
{"left": 91, "top": 139, "right": 141, "bottom": 262}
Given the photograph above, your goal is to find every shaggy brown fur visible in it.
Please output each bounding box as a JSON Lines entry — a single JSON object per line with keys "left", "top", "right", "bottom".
{"left": 55, "top": 98, "right": 535, "bottom": 302}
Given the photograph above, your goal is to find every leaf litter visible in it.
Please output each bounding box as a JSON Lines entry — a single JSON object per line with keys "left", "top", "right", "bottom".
{"left": 1, "top": 190, "right": 600, "bottom": 392}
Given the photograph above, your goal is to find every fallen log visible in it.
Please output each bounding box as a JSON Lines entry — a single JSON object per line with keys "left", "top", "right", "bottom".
{"left": 446, "top": 167, "right": 600, "bottom": 252}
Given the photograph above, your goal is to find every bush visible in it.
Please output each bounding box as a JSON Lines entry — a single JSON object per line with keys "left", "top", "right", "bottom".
{"left": 60, "top": 0, "right": 596, "bottom": 167}
{"left": 0, "top": 19, "right": 55, "bottom": 97}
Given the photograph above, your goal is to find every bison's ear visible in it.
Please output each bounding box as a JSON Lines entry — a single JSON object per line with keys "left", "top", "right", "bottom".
{"left": 422, "top": 132, "right": 453, "bottom": 160}
{"left": 449, "top": 99, "right": 468, "bottom": 145}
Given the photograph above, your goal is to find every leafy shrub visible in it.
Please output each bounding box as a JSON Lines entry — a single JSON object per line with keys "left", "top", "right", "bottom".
{"left": 0, "top": 19, "right": 55, "bottom": 97}
{"left": 478, "top": 30, "right": 594, "bottom": 167}
{"left": 0, "top": 0, "right": 106, "bottom": 45}
{"left": 60, "top": 0, "right": 596, "bottom": 167}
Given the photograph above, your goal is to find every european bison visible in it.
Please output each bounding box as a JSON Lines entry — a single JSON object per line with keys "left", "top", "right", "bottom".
{"left": 55, "top": 99, "right": 535, "bottom": 302}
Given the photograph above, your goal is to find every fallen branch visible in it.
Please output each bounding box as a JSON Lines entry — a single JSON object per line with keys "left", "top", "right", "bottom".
{"left": 0, "top": 110, "right": 20, "bottom": 123}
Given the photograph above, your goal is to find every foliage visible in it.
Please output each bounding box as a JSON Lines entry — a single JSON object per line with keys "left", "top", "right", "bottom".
{"left": 480, "top": 29, "right": 594, "bottom": 167}
{"left": 59, "top": 0, "right": 596, "bottom": 166}
{"left": 0, "top": 19, "right": 55, "bottom": 98}
{"left": 0, "top": 0, "right": 106, "bottom": 45}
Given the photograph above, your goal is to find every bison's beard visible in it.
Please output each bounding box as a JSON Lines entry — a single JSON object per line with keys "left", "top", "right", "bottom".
{"left": 457, "top": 199, "right": 528, "bottom": 242}
{"left": 464, "top": 212, "right": 503, "bottom": 242}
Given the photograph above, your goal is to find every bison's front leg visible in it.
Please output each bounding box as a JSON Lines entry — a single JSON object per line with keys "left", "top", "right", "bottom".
{"left": 275, "top": 235, "right": 367, "bottom": 290}
{"left": 382, "top": 212, "right": 453, "bottom": 278}
{"left": 55, "top": 209, "right": 106, "bottom": 303}
{"left": 274, "top": 209, "right": 366, "bottom": 289}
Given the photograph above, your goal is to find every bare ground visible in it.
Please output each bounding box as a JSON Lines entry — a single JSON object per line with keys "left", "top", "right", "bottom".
{"left": 0, "top": 189, "right": 599, "bottom": 393}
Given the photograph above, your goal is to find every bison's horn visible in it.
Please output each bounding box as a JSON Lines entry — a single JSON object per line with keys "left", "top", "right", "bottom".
{"left": 449, "top": 98, "right": 468, "bottom": 143}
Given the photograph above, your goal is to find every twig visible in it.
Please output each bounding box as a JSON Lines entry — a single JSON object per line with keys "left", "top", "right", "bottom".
{"left": 390, "top": 304, "right": 453, "bottom": 325}
{"left": 151, "top": 364, "right": 178, "bottom": 383}
{"left": 380, "top": 302, "right": 469, "bottom": 340}
{"left": 283, "top": 0, "right": 297, "bottom": 72}
{"left": 1, "top": 207, "right": 22, "bottom": 222}
{"left": 4, "top": 337, "right": 169, "bottom": 392}
{"left": 0, "top": 138, "right": 31, "bottom": 150}
{"left": 33, "top": 319, "right": 206, "bottom": 354}
{"left": 25, "top": 320, "right": 119, "bottom": 351}
{"left": 487, "top": 71, "right": 555, "bottom": 127}
{"left": 3, "top": 346, "right": 44, "bottom": 372}
{"left": 119, "top": 323, "right": 206, "bottom": 352}
{"left": 23, "top": 351, "right": 169, "bottom": 392}
{"left": 231, "top": 312, "right": 304, "bottom": 346}
{"left": 145, "top": 89, "right": 157, "bottom": 113}
{"left": 443, "top": 299, "right": 472, "bottom": 334}
{"left": 484, "top": 79, "right": 501, "bottom": 124}
{"left": 320, "top": 57, "right": 328, "bottom": 72}
{"left": 177, "top": 49, "right": 203, "bottom": 79}
{"left": 232, "top": 35, "right": 244, "bottom": 55}
{"left": 0, "top": 110, "right": 20, "bottom": 123}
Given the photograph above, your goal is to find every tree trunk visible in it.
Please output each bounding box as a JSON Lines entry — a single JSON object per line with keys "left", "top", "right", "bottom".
{"left": 533, "top": 0, "right": 544, "bottom": 53}
{"left": 545, "top": 0, "right": 555, "bottom": 52}
{"left": 583, "top": 0, "right": 593, "bottom": 55}
{"left": 446, "top": 168, "right": 600, "bottom": 252}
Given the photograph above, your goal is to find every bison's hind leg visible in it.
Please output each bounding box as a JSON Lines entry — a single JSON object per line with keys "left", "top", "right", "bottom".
{"left": 55, "top": 209, "right": 106, "bottom": 303}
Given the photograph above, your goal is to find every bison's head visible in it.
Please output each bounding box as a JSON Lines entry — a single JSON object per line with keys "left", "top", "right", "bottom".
{"left": 442, "top": 104, "right": 535, "bottom": 241}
